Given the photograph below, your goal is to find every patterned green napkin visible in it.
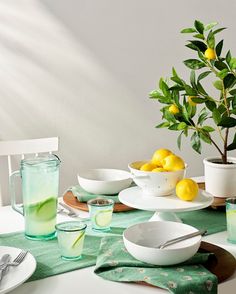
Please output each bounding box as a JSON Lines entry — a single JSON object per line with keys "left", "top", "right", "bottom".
{"left": 71, "top": 185, "right": 121, "bottom": 203}
{"left": 0, "top": 232, "right": 102, "bottom": 281}
{"left": 95, "top": 236, "right": 218, "bottom": 294}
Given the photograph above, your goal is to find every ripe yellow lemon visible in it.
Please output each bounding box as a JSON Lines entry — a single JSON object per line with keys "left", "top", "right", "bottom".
{"left": 162, "top": 154, "right": 185, "bottom": 171}
{"left": 152, "top": 167, "right": 166, "bottom": 172}
{"left": 169, "top": 104, "right": 180, "bottom": 115}
{"left": 188, "top": 96, "right": 196, "bottom": 106}
{"left": 204, "top": 48, "right": 216, "bottom": 60}
{"left": 176, "top": 179, "right": 199, "bottom": 201}
{"left": 151, "top": 149, "right": 172, "bottom": 166}
{"left": 140, "top": 162, "right": 157, "bottom": 171}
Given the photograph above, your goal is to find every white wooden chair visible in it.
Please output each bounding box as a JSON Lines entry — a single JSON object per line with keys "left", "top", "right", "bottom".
{"left": 0, "top": 137, "right": 59, "bottom": 206}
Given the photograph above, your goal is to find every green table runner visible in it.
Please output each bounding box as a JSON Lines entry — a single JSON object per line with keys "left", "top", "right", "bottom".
{"left": 95, "top": 236, "right": 218, "bottom": 294}
{"left": 0, "top": 232, "right": 101, "bottom": 281}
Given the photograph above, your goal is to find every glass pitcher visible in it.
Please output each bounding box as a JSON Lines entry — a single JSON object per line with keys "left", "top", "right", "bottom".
{"left": 10, "top": 154, "right": 60, "bottom": 240}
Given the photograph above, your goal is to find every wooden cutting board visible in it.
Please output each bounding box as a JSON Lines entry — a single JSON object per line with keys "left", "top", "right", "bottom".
{"left": 198, "top": 183, "right": 226, "bottom": 208}
{"left": 63, "top": 191, "right": 135, "bottom": 212}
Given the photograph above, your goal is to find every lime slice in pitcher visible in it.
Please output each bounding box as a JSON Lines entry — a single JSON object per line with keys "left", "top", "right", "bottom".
{"left": 95, "top": 210, "right": 112, "bottom": 227}
{"left": 71, "top": 231, "right": 85, "bottom": 249}
{"left": 35, "top": 197, "right": 57, "bottom": 221}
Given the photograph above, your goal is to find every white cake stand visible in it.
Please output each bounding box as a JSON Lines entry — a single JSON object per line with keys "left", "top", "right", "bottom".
{"left": 119, "top": 186, "right": 214, "bottom": 222}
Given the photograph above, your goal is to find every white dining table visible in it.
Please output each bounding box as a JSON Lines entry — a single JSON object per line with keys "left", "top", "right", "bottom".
{"left": 0, "top": 184, "right": 236, "bottom": 293}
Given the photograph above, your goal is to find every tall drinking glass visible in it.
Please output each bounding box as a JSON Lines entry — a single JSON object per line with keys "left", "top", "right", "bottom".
{"left": 10, "top": 155, "right": 60, "bottom": 240}
{"left": 226, "top": 198, "right": 236, "bottom": 243}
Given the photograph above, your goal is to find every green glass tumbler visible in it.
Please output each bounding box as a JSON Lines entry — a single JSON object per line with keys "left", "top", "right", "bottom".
{"left": 226, "top": 198, "right": 236, "bottom": 244}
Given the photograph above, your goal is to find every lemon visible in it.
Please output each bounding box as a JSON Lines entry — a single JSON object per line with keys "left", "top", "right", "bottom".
{"left": 204, "top": 48, "right": 216, "bottom": 60}
{"left": 95, "top": 210, "right": 113, "bottom": 227}
{"left": 152, "top": 167, "right": 166, "bottom": 172}
{"left": 140, "top": 162, "right": 157, "bottom": 171}
{"left": 176, "top": 179, "right": 199, "bottom": 201}
{"left": 188, "top": 96, "right": 196, "bottom": 106}
{"left": 162, "top": 154, "right": 185, "bottom": 171}
{"left": 151, "top": 149, "right": 172, "bottom": 166}
{"left": 169, "top": 104, "right": 180, "bottom": 115}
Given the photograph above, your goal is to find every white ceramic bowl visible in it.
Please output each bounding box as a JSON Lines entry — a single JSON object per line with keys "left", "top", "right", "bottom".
{"left": 128, "top": 161, "right": 186, "bottom": 197}
{"left": 123, "top": 221, "right": 201, "bottom": 266}
{"left": 77, "top": 168, "right": 132, "bottom": 195}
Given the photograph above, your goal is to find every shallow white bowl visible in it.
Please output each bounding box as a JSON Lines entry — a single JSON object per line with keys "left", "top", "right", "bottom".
{"left": 78, "top": 168, "right": 132, "bottom": 195}
{"left": 123, "top": 221, "right": 201, "bottom": 266}
{"left": 128, "top": 161, "right": 186, "bottom": 197}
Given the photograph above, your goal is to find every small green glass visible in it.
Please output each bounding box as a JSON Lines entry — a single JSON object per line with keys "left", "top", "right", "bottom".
{"left": 56, "top": 221, "right": 87, "bottom": 260}
{"left": 226, "top": 198, "right": 236, "bottom": 244}
{"left": 87, "top": 198, "right": 114, "bottom": 232}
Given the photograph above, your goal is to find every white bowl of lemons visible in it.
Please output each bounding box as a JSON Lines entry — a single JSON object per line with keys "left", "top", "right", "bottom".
{"left": 123, "top": 221, "right": 202, "bottom": 266}
{"left": 128, "top": 149, "right": 186, "bottom": 197}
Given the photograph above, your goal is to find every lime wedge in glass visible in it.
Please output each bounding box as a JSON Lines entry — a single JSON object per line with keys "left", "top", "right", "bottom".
{"left": 95, "top": 210, "right": 112, "bottom": 227}
{"left": 71, "top": 231, "right": 85, "bottom": 249}
{"left": 35, "top": 197, "right": 57, "bottom": 221}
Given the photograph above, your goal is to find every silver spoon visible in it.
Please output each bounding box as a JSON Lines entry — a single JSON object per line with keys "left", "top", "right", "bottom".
{"left": 156, "top": 229, "right": 207, "bottom": 249}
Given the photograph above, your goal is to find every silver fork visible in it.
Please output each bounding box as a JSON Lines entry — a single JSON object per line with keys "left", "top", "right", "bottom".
{"left": 58, "top": 202, "right": 89, "bottom": 221}
{"left": 6, "top": 250, "right": 28, "bottom": 267}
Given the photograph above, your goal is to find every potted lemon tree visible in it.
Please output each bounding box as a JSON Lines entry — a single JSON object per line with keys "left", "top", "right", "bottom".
{"left": 149, "top": 20, "right": 236, "bottom": 198}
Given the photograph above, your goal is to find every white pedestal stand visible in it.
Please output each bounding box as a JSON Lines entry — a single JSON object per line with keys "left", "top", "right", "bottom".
{"left": 119, "top": 186, "right": 214, "bottom": 223}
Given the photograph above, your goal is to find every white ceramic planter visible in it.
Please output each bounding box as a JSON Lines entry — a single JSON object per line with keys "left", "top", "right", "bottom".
{"left": 203, "top": 157, "right": 236, "bottom": 198}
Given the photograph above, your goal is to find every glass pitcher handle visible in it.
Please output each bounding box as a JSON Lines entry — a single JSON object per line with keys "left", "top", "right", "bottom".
{"left": 10, "top": 170, "right": 23, "bottom": 215}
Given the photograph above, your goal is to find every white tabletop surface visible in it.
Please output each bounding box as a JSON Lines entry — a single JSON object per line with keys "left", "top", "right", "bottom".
{"left": 0, "top": 183, "right": 236, "bottom": 293}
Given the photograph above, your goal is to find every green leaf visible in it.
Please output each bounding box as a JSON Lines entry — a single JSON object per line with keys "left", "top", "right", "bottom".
{"left": 223, "top": 74, "right": 236, "bottom": 89}
{"left": 226, "top": 50, "right": 232, "bottom": 64}
{"left": 214, "top": 61, "right": 228, "bottom": 70}
{"left": 202, "top": 126, "right": 215, "bottom": 132}
{"left": 149, "top": 90, "right": 163, "bottom": 99}
{"left": 204, "top": 22, "right": 218, "bottom": 31}
{"left": 215, "top": 40, "right": 223, "bottom": 56}
{"left": 196, "top": 81, "right": 208, "bottom": 95}
{"left": 171, "top": 76, "right": 183, "bottom": 86}
{"left": 213, "top": 80, "right": 223, "bottom": 90}
{"left": 184, "top": 84, "right": 197, "bottom": 95}
{"left": 161, "top": 80, "right": 170, "bottom": 96}
{"left": 191, "top": 132, "right": 201, "bottom": 154}
{"left": 212, "top": 27, "right": 226, "bottom": 35}
{"left": 217, "top": 69, "right": 229, "bottom": 79}
{"left": 193, "top": 33, "right": 204, "bottom": 40}
{"left": 168, "top": 123, "right": 179, "bottom": 130}
{"left": 197, "top": 108, "right": 209, "bottom": 125}
{"left": 227, "top": 134, "right": 236, "bottom": 151}
{"left": 229, "top": 57, "right": 236, "bottom": 70}
{"left": 200, "top": 132, "right": 212, "bottom": 144}
{"left": 189, "top": 40, "right": 207, "bottom": 52}
{"left": 183, "top": 59, "right": 205, "bottom": 70}
{"left": 190, "top": 70, "right": 196, "bottom": 88}
{"left": 205, "top": 100, "right": 216, "bottom": 111}
{"left": 177, "top": 122, "right": 187, "bottom": 130}
{"left": 212, "top": 108, "right": 221, "bottom": 124}
{"left": 191, "top": 97, "right": 207, "bottom": 104}
{"left": 155, "top": 122, "right": 170, "bottom": 128}
{"left": 218, "top": 117, "right": 236, "bottom": 127}
{"left": 177, "top": 131, "right": 183, "bottom": 149}
{"left": 207, "top": 30, "right": 215, "bottom": 48}
{"left": 229, "top": 89, "right": 236, "bottom": 95}
{"left": 181, "top": 28, "right": 197, "bottom": 33}
{"left": 164, "top": 109, "right": 177, "bottom": 123}
{"left": 194, "top": 20, "right": 204, "bottom": 34}
{"left": 197, "top": 71, "right": 211, "bottom": 82}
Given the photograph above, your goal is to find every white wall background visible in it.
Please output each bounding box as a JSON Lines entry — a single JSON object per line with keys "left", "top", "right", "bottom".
{"left": 0, "top": 0, "right": 236, "bottom": 204}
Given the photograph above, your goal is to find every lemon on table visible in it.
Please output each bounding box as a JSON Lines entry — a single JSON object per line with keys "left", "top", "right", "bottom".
{"left": 162, "top": 154, "right": 185, "bottom": 171}
{"left": 140, "top": 162, "right": 157, "bottom": 171}
{"left": 204, "top": 48, "right": 216, "bottom": 60}
{"left": 169, "top": 104, "right": 180, "bottom": 115}
{"left": 176, "top": 179, "right": 199, "bottom": 201}
{"left": 152, "top": 167, "right": 166, "bottom": 172}
{"left": 95, "top": 210, "right": 113, "bottom": 227}
{"left": 151, "top": 149, "right": 172, "bottom": 166}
